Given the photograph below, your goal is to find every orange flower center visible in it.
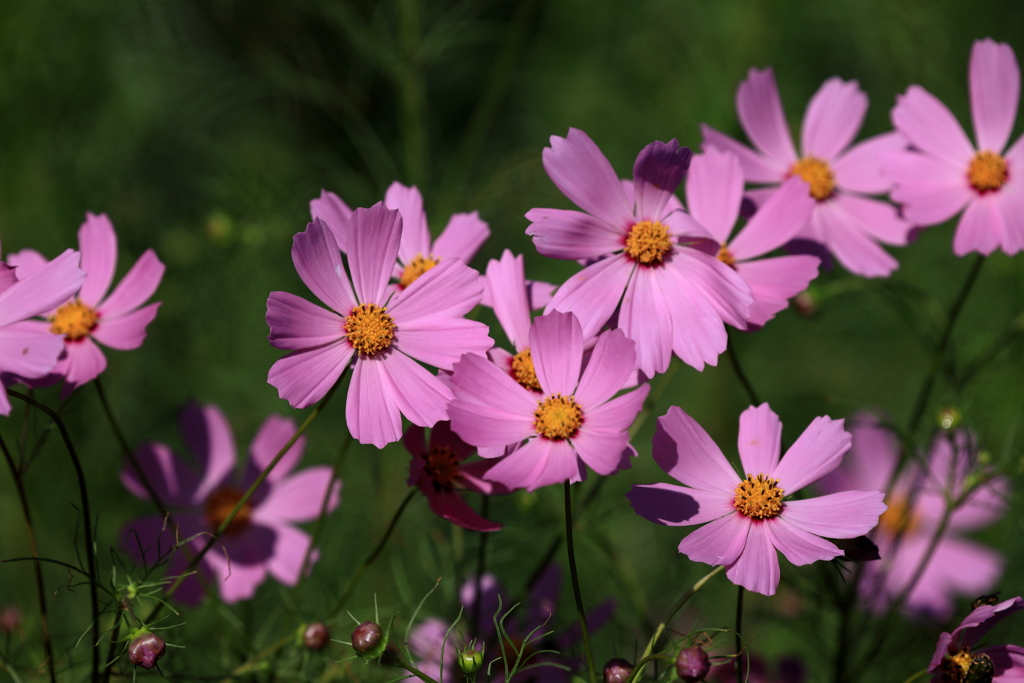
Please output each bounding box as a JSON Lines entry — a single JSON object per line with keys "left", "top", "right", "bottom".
{"left": 399, "top": 254, "right": 439, "bottom": 289}
{"left": 733, "top": 473, "right": 785, "bottom": 519}
{"left": 534, "top": 394, "right": 582, "bottom": 440}
{"left": 344, "top": 303, "right": 395, "bottom": 356}
{"left": 717, "top": 245, "right": 737, "bottom": 268}
{"left": 625, "top": 220, "right": 673, "bottom": 265}
{"left": 204, "top": 487, "right": 252, "bottom": 536}
{"left": 423, "top": 446, "right": 462, "bottom": 490}
{"left": 789, "top": 156, "right": 836, "bottom": 201}
{"left": 876, "top": 495, "right": 919, "bottom": 538}
{"left": 512, "top": 347, "right": 541, "bottom": 391}
{"left": 968, "top": 150, "right": 1008, "bottom": 193}
{"left": 941, "top": 647, "right": 994, "bottom": 683}
{"left": 49, "top": 299, "right": 98, "bottom": 341}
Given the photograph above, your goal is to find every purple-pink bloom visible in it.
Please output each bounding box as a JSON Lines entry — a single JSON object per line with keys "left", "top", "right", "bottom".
{"left": 887, "top": 39, "right": 1024, "bottom": 256}
{"left": 526, "top": 129, "right": 752, "bottom": 376}
{"left": 121, "top": 403, "right": 341, "bottom": 604}
{"left": 628, "top": 404, "right": 886, "bottom": 596}
{"left": 266, "top": 203, "right": 493, "bottom": 448}
{"left": 928, "top": 597, "right": 1024, "bottom": 682}
{"left": 449, "top": 311, "right": 648, "bottom": 492}
{"left": 702, "top": 69, "right": 911, "bottom": 277}
{"left": 406, "top": 421, "right": 507, "bottom": 532}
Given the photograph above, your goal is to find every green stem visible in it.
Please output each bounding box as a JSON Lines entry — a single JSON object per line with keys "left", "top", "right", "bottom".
{"left": 899, "top": 670, "right": 931, "bottom": 683}
{"left": 563, "top": 482, "right": 596, "bottom": 683}
{"left": 101, "top": 605, "right": 124, "bottom": 683}
{"left": 471, "top": 495, "right": 490, "bottom": 632}
{"left": 296, "top": 434, "right": 353, "bottom": 588}
{"left": 735, "top": 586, "right": 744, "bottom": 683}
{"left": 727, "top": 337, "right": 760, "bottom": 405}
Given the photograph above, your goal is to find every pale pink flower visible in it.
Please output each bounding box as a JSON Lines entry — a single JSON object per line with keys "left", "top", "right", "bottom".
{"left": 628, "top": 404, "right": 886, "bottom": 596}
{"left": 928, "top": 597, "right": 1024, "bottom": 682}
{"left": 888, "top": 39, "right": 1024, "bottom": 256}
{"left": 703, "top": 69, "right": 911, "bottom": 277}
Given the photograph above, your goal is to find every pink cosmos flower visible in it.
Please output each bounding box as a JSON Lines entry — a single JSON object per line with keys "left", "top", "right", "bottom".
{"left": 448, "top": 311, "right": 648, "bottom": 492}
{"left": 0, "top": 249, "right": 85, "bottom": 414}
{"left": 310, "top": 182, "right": 490, "bottom": 288}
{"left": 684, "top": 148, "right": 819, "bottom": 327}
{"left": 817, "top": 417, "right": 1007, "bottom": 619}
{"left": 887, "top": 39, "right": 1024, "bottom": 256}
{"left": 121, "top": 403, "right": 341, "bottom": 604}
{"left": 405, "top": 421, "right": 507, "bottom": 532}
{"left": 526, "top": 129, "right": 753, "bottom": 376}
{"left": 266, "top": 203, "right": 493, "bottom": 448}
{"left": 702, "top": 69, "right": 911, "bottom": 277}
{"left": 928, "top": 597, "right": 1024, "bottom": 682}
{"left": 7, "top": 213, "right": 165, "bottom": 396}
{"left": 627, "top": 404, "right": 886, "bottom": 596}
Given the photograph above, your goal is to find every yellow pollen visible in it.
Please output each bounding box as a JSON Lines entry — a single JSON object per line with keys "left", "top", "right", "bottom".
{"left": 877, "top": 495, "right": 919, "bottom": 538}
{"left": 344, "top": 303, "right": 396, "bottom": 356}
{"left": 968, "top": 150, "right": 1008, "bottom": 193}
{"left": 204, "top": 487, "right": 252, "bottom": 536}
{"left": 511, "top": 347, "right": 541, "bottom": 391}
{"left": 49, "top": 299, "right": 98, "bottom": 341}
{"left": 733, "top": 473, "right": 785, "bottom": 519}
{"left": 717, "top": 245, "right": 737, "bottom": 268}
{"left": 423, "top": 446, "right": 462, "bottom": 490}
{"left": 534, "top": 394, "right": 583, "bottom": 440}
{"left": 789, "top": 156, "right": 836, "bottom": 201}
{"left": 399, "top": 254, "right": 439, "bottom": 289}
{"left": 625, "top": 220, "right": 673, "bottom": 265}
{"left": 941, "top": 648, "right": 994, "bottom": 683}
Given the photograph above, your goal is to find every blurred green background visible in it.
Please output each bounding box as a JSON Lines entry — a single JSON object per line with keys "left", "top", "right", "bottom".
{"left": 1, "top": 0, "right": 1024, "bottom": 681}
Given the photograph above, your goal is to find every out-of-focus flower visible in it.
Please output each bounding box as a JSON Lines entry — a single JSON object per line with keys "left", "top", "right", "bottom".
{"left": 928, "top": 597, "right": 1024, "bottom": 682}
{"left": 121, "top": 403, "right": 341, "bottom": 604}
{"left": 703, "top": 69, "right": 911, "bottom": 277}
{"left": 708, "top": 655, "right": 805, "bottom": 683}
{"left": 449, "top": 311, "right": 648, "bottom": 492}
{"left": 0, "top": 606, "right": 21, "bottom": 634}
{"left": 303, "top": 622, "right": 330, "bottom": 650}
{"left": 526, "top": 129, "right": 752, "bottom": 376}
{"left": 628, "top": 404, "right": 886, "bottom": 596}
{"left": 888, "top": 39, "right": 1024, "bottom": 257}
{"left": 127, "top": 631, "right": 166, "bottom": 669}
{"left": 266, "top": 204, "right": 492, "bottom": 447}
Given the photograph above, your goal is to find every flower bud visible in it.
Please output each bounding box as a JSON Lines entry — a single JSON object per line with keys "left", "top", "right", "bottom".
{"left": 603, "top": 658, "right": 634, "bottom": 683}
{"left": 352, "top": 621, "right": 386, "bottom": 659}
{"left": 303, "top": 622, "right": 330, "bottom": 650}
{"left": 0, "top": 606, "right": 21, "bottom": 634}
{"left": 128, "top": 631, "right": 166, "bottom": 669}
{"left": 675, "top": 646, "right": 710, "bottom": 682}
{"left": 459, "top": 646, "right": 484, "bottom": 675}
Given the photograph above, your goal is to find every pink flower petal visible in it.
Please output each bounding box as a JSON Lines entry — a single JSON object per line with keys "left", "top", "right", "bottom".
{"left": 389, "top": 258, "right": 485, "bottom": 325}
{"left": 728, "top": 176, "right": 815, "bottom": 260}
{"left": 771, "top": 415, "right": 850, "bottom": 492}
{"left": 736, "top": 404, "right": 782, "bottom": 476}
{"left": 545, "top": 255, "right": 633, "bottom": 339}
{"left": 686, "top": 148, "right": 744, "bottom": 245}
{"left": 267, "top": 340, "right": 353, "bottom": 409}
{"left": 266, "top": 291, "right": 344, "bottom": 351}
{"left": 0, "top": 250, "right": 85, "bottom": 328}
{"left": 817, "top": 414, "right": 898, "bottom": 494}
{"left": 734, "top": 255, "right": 819, "bottom": 327}
{"left": 525, "top": 207, "right": 626, "bottom": 260}
{"left": 653, "top": 406, "right": 740, "bottom": 494}
{"left": 970, "top": 39, "right": 1021, "bottom": 153}
{"left": 310, "top": 189, "right": 353, "bottom": 252}
{"left": 202, "top": 541, "right": 270, "bottom": 604}
{"left": 347, "top": 356, "right": 403, "bottom": 448}
{"left": 60, "top": 337, "right": 108, "bottom": 396}
{"left": 181, "top": 403, "right": 237, "bottom": 504}
{"left": 98, "top": 250, "right": 165, "bottom": 318}
{"left": 725, "top": 521, "right": 780, "bottom": 595}
{"left": 678, "top": 511, "right": 750, "bottom": 566}
{"left": 6, "top": 249, "right": 48, "bottom": 282}
{"left": 432, "top": 211, "right": 490, "bottom": 263}
{"left": 482, "top": 437, "right": 549, "bottom": 490}
{"left": 767, "top": 517, "right": 841, "bottom": 566}
{"left": 737, "top": 67, "right": 799, "bottom": 166}
{"left": 891, "top": 85, "right": 975, "bottom": 167}
{"left": 427, "top": 488, "right": 501, "bottom": 532}
{"left": 954, "top": 194, "right": 1003, "bottom": 256}
{"left": 574, "top": 329, "right": 637, "bottom": 408}
{"left": 543, "top": 128, "right": 634, "bottom": 228}
{"left": 252, "top": 466, "right": 340, "bottom": 523}
{"left": 618, "top": 264, "right": 673, "bottom": 376}
{"left": 449, "top": 351, "right": 538, "bottom": 415}
{"left": 120, "top": 441, "right": 200, "bottom": 507}
{"left": 350, "top": 203, "right": 403, "bottom": 305}
{"left": 378, "top": 350, "right": 453, "bottom": 428}
{"left": 249, "top": 414, "right": 306, "bottom": 482}
{"left": 810, "top": 201, "right": 899, "bottom": 278}
{"left": 394, "top": 317, "right": 493, "bottom": 371}
{"left": 265, "top": 524, "right": 316, "bottom": 586}
{"left": 833, "top": 194, "right": 911, "bottom": 246}
{"left": 800, "top": 77, "right": 868, "bottom": 161}
{"left": 700, "top": 124, "right": 787, "bottom": 183}
{"left": 668, "top": 249, "right": 751, "bottom": 328}
{"left": 92, "top": 303, "right": 160, "bottom": 351}
{"left": 0, "top": 322, "right": 65, "bottom": 379}
{"left": 627, "top": 483, "right": 735, "bottom": 526}
{"left": 902, "top": 536, "right": 1003, "bottom": 619}
{"left": 530, "top": 311, "right": 583, "bottom": 396}
{"left": 485, "top": 250, "right": 532, "bottom": 350}
{"left": 633, "top": 139, "right": 690, "bottom": 221}
{"left": 77, "top": 213, "right": 118, "bottom": 307}
{"left": 384, "top": 182, "right": 431, "bottom": 262}
{"left": 583, "top": 384, "right": 649, "bottom": 434}
{"left": 781, "top": 490, "right": 886, "bottom": 539}
{"left": 833, "top": 132, "right": 906, "bottom": 194}
{"left": 886, "top": 150, "right": 973, "bottom": 226}
{"left": 996, "top": 178, "right": 1024, "bottom": 255}
{"left": 530, "top": 439, "right": 585, "bottom": 490}
{"left": 291, "top": 220, "right": 357, "bottom": 314}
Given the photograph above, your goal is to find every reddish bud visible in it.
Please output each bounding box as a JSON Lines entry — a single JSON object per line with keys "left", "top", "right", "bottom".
{"left": 0, "top": 606, "right": 21, "bottom": 634}
{"left": 675, "top": 646, "right": 710, "bottom": 682}
{"left": 128, "top": 631, "right": 166, "bottom": 669}
{"left": 352, "top": 621, "right": 385, "bottom": 658}
{"left": 604, "top": 658, "right": 634, "bottom": 683}
{"left": 303, "top": 622, "right": 330, "bottom": 650}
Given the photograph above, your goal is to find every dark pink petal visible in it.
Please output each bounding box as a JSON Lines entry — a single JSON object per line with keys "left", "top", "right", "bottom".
{"left": 652, "top": 406, "right": 739, "bottom": 494}
{"left": 427, "top": 488, "right": 501, "bottom": 532}
{"left": 483, "top": 437, "right": 549, "bottom": 490}
{"left": 252, "top": 466, "right": 340, "bottom": 523}
{"left": 310, "top": 189, "right": 353, "bottom": 252}
{"left": 0, "top": 265, "right": 16, "bottom": 297}
{"left": 619, "top": 265, "right": 673, "bottom": 376}
{"left": 249, "top": 414, "right": 306, "bottom": 482}
{"left": 266, "top": 291, "right": 343, "bottom": 351}
{"left": 379, "top": 350, "right": 453, "bottom": 427}
{"left": 970, "top": 39, "right": 1020, "bottom": 153}
{"left": 449, "top": 352, "right": 537, "bottom": 415}
{"left": 728, "top": 176, "right": 815, "bottom": 260}
{"left": 530, "top": 311, "right": 583, "bottom": 396}
{"left": 385, "top": 182, "right": 431, "bottom": 264}
{"left": 0, "top": 322, "right": 66, "bottom": 379}
{"left": 291, "top": 220, "right": 357, "bottom": 314}
{"left": 781, "top": 491, "right": 886, "bottom": 538}
{"left": 724, "top": 522, "right": 780, "bottom": 596}
{"left": 886, "top": 151, "right": 973, "bottom": 225}
{"left": 485, "top": 250, "right": 532, "bottom": 350}
{"left": 98, "top": 250, "right": 165, "bottom": 318}
{"left": 122, "top": 513, "right": 204, "bottom": 573}
{"left": 627, "top": 483, "right": 735, "bottom": 526}
{"left": 267, "top": 341, "right": 352, "bottom": 409}
{"left": 0, "top": 384, "right": 10, "bottom": 416}
{"left": 951, "top": 596, "right": 1024, "bottom": 652}
{"left": 525, "top": 207, "right": 625, "bottom": 260}
{"left": 583, "top": 384, "right": 648, "bottom": 435}
{"left": 59, "top": 337, "right": 108, "bottom": 396}
{"left": 0, "top": 250, "right": 84, "bottom": 327}
{"left": 633, "top": 139, "right": 691, "bottom": 221}
{"left": 389, "top": 258, "right": 484, "bottom": 325}
{"left": 954, "top": 194, "right": 1003, "bottom": 256}
{"left": 833, "top": 132, "right": 907, "bottom": 194}
{"left": 571, "top": 426, "right": 630, "bottom": 476}
{"left": 737, "top": 67, "right": 799, "bottom": 165}
{"left": 201, "top": 541, "right": 270, "bottom": 604}
{"left": 766, "top": 517, "right": 841, "bottom": 566}
{"left": 800, "top": 77, "right": 868, "bottom": 161}
{"left": 265, "top": 523, "right": 316, "bottom": 586}
{"left": 92, "top": 303, "right": 160, "bottom": 350}
{"left": 350, "top": 203, "right": 403, "bottom": 305}
{"left": 686, "top": 148, "right": 744, "bottom": 245}
{"left": 545, "top": 255, "right": 633, "bottom": 339}
{"left": 677, "top": 511, "right": 750, "bottom": 566}
{"left": 460, "top": 460, "right": 504, "bottom": 495}
{"left": 667, "top": 249, "right": 751, "bottom": 328}
{"left": 891, "top": 85, "right": 975, "bottom": 167}
{"left": 433, "top": 211, "right": 490, "bottom": 263}
{"left": 120, "top": 441, "right": 200, "bottom": 507}
{"left": 347, "top": 357, "right": 403, "bottom": 448}
{"left": 700, "top": 124, "right": 787, "bottom": 183}
{"left": 983, "top": 644, "right": 1024, "bottom": 679}
{"left": 78, "top": 213, "right": 118, "bottom": 307}
{"left": 530, "top": 439, "right": 584, "bottom": 489}
{"left": 736, "top": 404, "right": 781, "bottom": 476}
{"left": 809, "top": 201, "right": 899, "bottom": 277}
{"left": 771, "top": 415, "right": 851, "bottom": 492}
{"left": 833, "top": 194, "right": 911, "bottom": 246}
{"left": 734, "top": 255, "right": 819, "bottom": 327}
{"left": 543, "top": 128, "right": 633, "bottom": 228}
{"left": 574, "top": 329, "right": 636, "bottom": 408}
{"left": 180, "top": 403, "right": 237, "bottom": 504}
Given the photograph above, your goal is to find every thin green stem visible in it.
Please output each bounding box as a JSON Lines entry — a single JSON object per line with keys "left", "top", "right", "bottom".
{"left": 735, "top": 586, "right": 744, "bottom": 683}
{"left": 899, "top": 670, "right": 931, "bottom": 683}
{"left": 101, "top": 604, "right": 124, "bottom": 683}
{"left": 471, "top": 495, "right": 490, "bottom": 633}
{"left": 0, "top": 652, "right": 25, "bottom": 683}
{"left": 296, "top": 433, "right": 353, "bottom": 588}
{"left": 563, "top": 482, "right": 596, "bottom": 683}
{"left": 727, "top": 337, "right": 760, "bottom": 405}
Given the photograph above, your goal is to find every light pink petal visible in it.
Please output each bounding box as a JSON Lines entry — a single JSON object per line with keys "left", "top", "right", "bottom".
{"left": 427, "top": 489, "right": 501, "bottom": 532}
{"left": 0, "top": 385, "right": 10, "bottom": 416}
{"left": 735, "top": 255, "right": 819, "bottom": 327}
{"left": 527, "top": 279, "right": 556, "bottom": 310}
{"left": 482, "top": 436, "right": 548, "bottom": 487}
{"left": 652, "top": 406, "right": 740, "bottom": 494}
{"left": 817, "top": 414, "right": 898, "bottom": 494}
{"left": 249, "top": 414, "right": 306, "bottom": 482}
{"left": 571, "top": 426, "right": 630, "bottom": 476}
{"left": 181, "top": 403, "right": 237, "bottom": 504}
{"left": 771, "top": 416, "right": 851, "bottom": 492}
{"left": 627, "top": 483, "right": 735, "bottom": 526}
{"left": 379, "top": 351, "right": 453, "bottom": 428}
{"left": 60, "top": 337, "right": 108, "bottom": 395}
{"left": 6, "top": 249, "right": 49, "bottom": 282}
{"left": 618, "top": 265, "right": 673, "bottom": 376}
{"left": 384, "top": 182, "right": 431, "bottom": 263}
{"left": 736, "top": 67, "right": 799, "bottom": 165}
{"left": 394, "top": 318, "right": 493, "bottom": 371}
{"left": 904, "top": 536, "right": 1003, "bottom": 619}
{"left": 0, "top": 265, "right": 17, "bottom": 297}
{"left": 202, "top": 545, "right": 269, "bottom": 604}
{"left": 120, "top": 441, "right": 200, "bottom": 507}
{"left": 725, "top": 522, "right": 780, "bottom": 596}
{"left": 0, "top": 250, "right": 85, "bottom": 327}
{"left": 728, "top": 176, "right": 815, "bottom": 259}
{"left": 252, "top": 466, "right": 340, "bottom": 524}
{"left": 736, "top": 403, "right": 782, "bottom": 476}
{"left": 346, "top": 357, "right": 403, "bottom": 448}
{"left": 891, "top": 85, "right": 975, "bottom": 166}
{"left": 525, "top": 207, "right": 626, "bottom": 260}
{"left": 309, "top": 189, "right": 353, "bottom": 253}
{"left": 542, "top": 128, "right": 633, "bottom": 228}
{"left": 700, "top": 124, "right": 787, "bottom": 183}
{"left": 388, "top": 258, "right": 485, "bottom": 325}
{"left": 810, "top": 201, "right": 899, "bottom": 278}
{"left": 530, "top": 311, "right": 583, "bottom": 396}
{"left": 97, "top": 250, "right": 165, "bottom": 318}
{"left": 833, "top": 194, "right": 912, "bottom": 245}
{"left": 267, "top": 341, "right": 352, "bottom": 409}
{"left": 266, "top": 291, "right": 344, "bottom": 351}
{"left": 545, "top": 255, "right": 633, "bottom": 339}
{"left": 582, "top": 384, "right": 649, "bottom": 434}
{"left": 886, "top": 151, "right": 973, "bottom": 226}
{"left": 291, "top": 221, "right": 357, "bottom": 314}
{"left": 432, "top": 211, "right": 490, "bottom": 263}
{"left": 633, "top": 139, "right": 690, "bottom": 220}
{"left": 833, "top": 132, "right": 907, "bottom": 194}
{"left": 574, "top": 329, "right": 637, "bottom": 408}
{"left": 970, "top": 39, "right": 1021, "bottom": 153}
{"left": 781, "top": 491, "right": 887, "bottom": 538}
{"left": 449, "top": 351, "right": 538, "bottom": 415}
{"left": 667, "top": 249, "right": 751, "bottom": 327}
{"left": 768, "top": 516, "right": 842, "bottom": 566}
{"left": 264, "top": 524, "right": 316, "bottom": 586}
{"left": 0, "top": 323, "right": 65, "bottom": 379}
{"left": 677, "top": 512, "right": 751, "bottom": 566}
{"left": 350, "top": 203, "right": 403, "bottom": 304}
{"left": 91, "top": 303, "right": 160, "bottom": 350}
{"left": 77, "top": 213, "right": 118, "bottom": 306}
{"left": 800, "top": 77, "right": 868, "bottom": 160}
{"left": 529, "top": 439, "right": 585, "bottom": 489}
{"left": 996, "top": 174, "right": 1024, "bottom": 254}
{"left": 953, "top": 194, "right": 1003, "bottom": 256}
{"left": 685, "top": 148, "right": 744, "bottom": 245}
{"left": 485, "top": 251, "right": 532, "bottom": 350}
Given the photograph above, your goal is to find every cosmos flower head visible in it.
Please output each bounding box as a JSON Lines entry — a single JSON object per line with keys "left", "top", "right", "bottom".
{"left": 928, "top": 596, "right": 1024, "bottom": 683}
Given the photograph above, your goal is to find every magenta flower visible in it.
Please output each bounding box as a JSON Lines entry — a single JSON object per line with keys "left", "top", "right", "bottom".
{"left": 702, "top": 69, "right": 912, "bottom": 277}
{"left": 928, "top": 597, "right": 1024, "bottom": 682}
{"left": 526, "top": 129, "right": 752, "bottom": 376}
{"left": 405, "top": 421, "right": 507, "bottom": 532}
{"left": 449, "top": 311, "right": 648, "bottom": 492}
{"left": 817, "top": 417, "right": 1007, "bottom": 619}
{"left": 8, "top": 213, "right": 165, "bottom": 396}
{"left": 266, "top": 203, "right": 493, "bottom": 448}
{"left": 888, "top": 39, "right": 1024, "bottom": 256}
{"left": 684, "top": 148, "right": 819, "bottom": 327}
{"left": 121, "top": 403, "right": 341, "bottom": 604}
{"left": 628, "top": 404, "right": 886, "bottom": 596}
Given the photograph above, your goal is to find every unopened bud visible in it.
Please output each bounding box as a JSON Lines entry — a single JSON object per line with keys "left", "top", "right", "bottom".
{"left": 128, "top": 631, "right": 166, "bottom": 669}
{"left": 792, "top": 289, "right": 817, "bottom": 317}
{"left": 303, "top": 622, "right": 330, "bottom": 650}
{"left": 938, "top": 407, "right": 962, "bottom": 431}
{"left": 352, "top": 621, "right": 385, "bottom": 658}
{"left": 604, "top": 658, "right": 634, "bottom": 683}
{"left": 675, "top": 646, "right": 710, "bottom": 682}
{"left": 0, "top": 606, "right": 21, "bottom": 634}
{"left": 459, "top": 646, "right": 484, "bottom": 675}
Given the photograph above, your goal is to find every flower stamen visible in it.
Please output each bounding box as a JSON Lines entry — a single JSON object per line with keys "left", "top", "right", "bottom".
{"left": 399, "top": 254, "right": 439, "bottom": 289}
{"left": 625, "top": 220, "right": 673, "bottom": 265}
{"left": 423, "top": 446, "right": 462, "bottom": 491}
{"left": 512, "top": 347, "right": 541, "bottom": 391}
{"left": 733, "top": 473, "right": 785, "bottom": 519}
{"left": 968, "top": 150, "right": 1008, "bottom": 193}
{"left": 877, "top": 495, "right": 919, "bottom": 537}
{"left": 344, "top": 303, "right": 396, "bottom": 356}
{"left": 941, "top": 647, "right": 994, "bottom": 683}
{"left": 717, "top": 245, "right": 737, "bottom": 268}
{"left": 49, "top": 299, "right": 99, "bottom": 341}
{"left": 204, "top": 487, "right": 252, "bottom": 536}
{"left": 534, "top": 394, "right": 583, "bottom": 440}
{"left": 789, "top": 156, "right": 836, "bottom": 201}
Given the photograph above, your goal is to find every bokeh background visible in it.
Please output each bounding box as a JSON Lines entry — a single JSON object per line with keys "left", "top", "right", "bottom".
{"left": 1, "top": 0, "right": 1024, "bottom": 680}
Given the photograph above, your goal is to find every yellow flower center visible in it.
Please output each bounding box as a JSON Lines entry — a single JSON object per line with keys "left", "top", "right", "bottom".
{"left": 534, "top": 394, "right": 583, "bottom": 440}
{"left": 49, "top": 299, "right": 99, "bottom": 341}
{"left": 941, "top": 648, "right": 994, "bottom": 683}
{"left": 968, "top": 150, "right": 1008, "bottom": 193}
{"left": 877, "top": 495, "right": 919, "bottom": 538}
{"left": 511, "top": 347, "right": 541, "bottom": 391}
{"left": 625, "top": 220, "right": 673, "bottom": 265}
{"left": 733, "top": 473, "right": 785, "bottom": 519}
{"left": 423, "top": 446, "right": 462, "bottom": 490}
{"left": 204, "top": 487, "right": 252, "bottom": 536}
{"left": 717, "top": 245, "right": 737, "bottom": 268}
{"left": 344, "top": 303, "right": 396, "bottom": 356}
{"left": 789, "top": 156, "right": 836, "bottom": 201}
{"left": 399, "top": 254, "right": 439, "bottom": 289}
